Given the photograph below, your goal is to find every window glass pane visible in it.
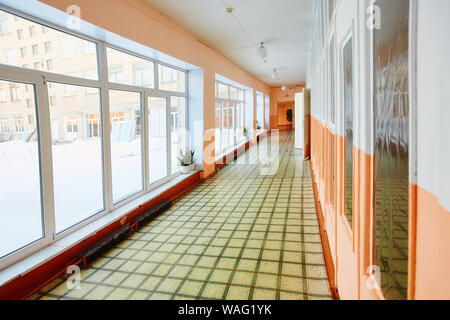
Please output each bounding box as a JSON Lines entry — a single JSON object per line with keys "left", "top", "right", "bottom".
{"left": 228, "top": 101, "right": 235, "bottom": 148}
{"left": 215, "top": 100, "right": 222, "bottom": 156}
{"left": 148, "top": 97, "right": 168, "bottom": 184}
{"left": 229, "top": 87, "right": 237, "bottom": 100}
{"left": 265, "top": 94, "right": 270, "bottom": 130}
{"left": 109, "top": 90, "right": 143, "bottom": 203}
{"left": 343, "top": 37, "right": 354, "bottom": 229}
{"left": 238, "top": 89, "right": 244, "bottom": 102}
{"left": 329, "top": 36, "right": 336, "bottom": 124}
{"left": 0, "top": 10, "right": 98, "bottom": 79}
{"left": 106, "top": 47, "right": 154, "bottom": 88}
{"left": 0, "top": 79, "right": 43, "bottom": 258}
{"left": 217, "top": 83, "right": 228, "bottom": 99}
{"left": 256, "top": 92, "right": 264, "bottom": 131}
{"left": 170, "top": 96, "right": 186, "bottom": 173}
{"left": 221, "top": 101, "right": 228, "bottom": 152}
{"left": 158, "top": 65, "right": 186, "bottom": 93}
{"left": 373, "top": 0, "right": 410, "bottom": 300}
{"left": 49, "top": 82, "right": 104, "bottom": 233}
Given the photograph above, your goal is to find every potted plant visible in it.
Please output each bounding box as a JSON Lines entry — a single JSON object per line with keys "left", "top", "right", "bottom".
{"left": 243, "top": 127, "right": 248, "bottom": 139}
{"left": 256, "top": 121, "right": 261, "bottom": 131}
{"left": 178, "top": 148, "right": 196, "bottom": 174}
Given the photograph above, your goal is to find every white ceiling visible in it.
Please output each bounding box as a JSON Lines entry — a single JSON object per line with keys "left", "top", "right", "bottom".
{"left": 144, "top": 0, "right": 314, "bottom": 86}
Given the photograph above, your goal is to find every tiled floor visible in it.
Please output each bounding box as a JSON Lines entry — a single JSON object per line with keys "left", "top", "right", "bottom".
{"left": 33, "top": 131, "right": 332, "bottom": 300}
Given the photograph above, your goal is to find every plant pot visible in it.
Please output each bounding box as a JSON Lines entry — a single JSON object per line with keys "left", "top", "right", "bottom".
{"left": 181, "top": 163, "right": 195, "bottom": 174}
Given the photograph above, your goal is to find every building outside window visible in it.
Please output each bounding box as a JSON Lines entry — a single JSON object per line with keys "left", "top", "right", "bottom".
{"left": 59, "top": 36, "right": 74, "bottom": 58}
{"left": 17, "top": 29, "right": 23, "bottom": 40}
{"left": 32, "top": 44, "right": 38, "bottom": 55}
{"left": 4, "top": 48, "right": 16, "bottom": 65}
{"left": 44, "top": 41, "right": 51, "bottom": 53}
{"left": 65, "top": 115, "right": 79, "bottom": 134}
{"left": 14, "top": 115, "right": 24, "bottom": 132}
{"left": 0, "top": 116, "right": 9, "bottom": 133}
{"left": 0, "top": 16, "right": 10, "bottom": 35}
{"left": 0, "top": 85, "right": 6, "bottom": 102}
{"left": 10, "top": 86, "right": 20, "bottom": 101}
{"left": 86, "top": 114, "right": 100, "bottom": 138}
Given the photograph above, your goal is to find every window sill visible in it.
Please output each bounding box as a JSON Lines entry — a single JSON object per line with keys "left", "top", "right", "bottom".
{"left": 214, "top": 139, "right": 249, "bottom": 161}
{"left": 0, "top": 170, "right": 200, "bottom": 288}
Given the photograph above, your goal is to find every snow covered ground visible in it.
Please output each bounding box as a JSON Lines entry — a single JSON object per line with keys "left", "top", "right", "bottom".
{"left": 0, "top": 137, "right": 174, "bottom": 258}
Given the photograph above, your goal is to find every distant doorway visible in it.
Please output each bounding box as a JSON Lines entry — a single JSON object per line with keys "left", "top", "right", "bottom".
{"left": 277, "top": 102, "right": 294, "bottom": 131}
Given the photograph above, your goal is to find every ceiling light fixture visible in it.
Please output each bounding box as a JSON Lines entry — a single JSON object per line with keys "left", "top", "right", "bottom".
{"left": 282, "top": 85, "right": 287, "bottom": 91}
{"left": 258, "top": 42, "right": 268, "bottom": 60}
{"left": 271, "top": 69, "right": 279, "bottom": 80}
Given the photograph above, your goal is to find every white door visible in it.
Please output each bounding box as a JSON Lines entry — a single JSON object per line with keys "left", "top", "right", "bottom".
{"left": 294, "top": 92, "right": 304, "bottom": 149}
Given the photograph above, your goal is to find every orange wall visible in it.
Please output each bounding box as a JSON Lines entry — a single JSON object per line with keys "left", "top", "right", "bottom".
{"left": 311, "top": 115, "right": 450, "bottom": 300}
{"left": 39, "top": 0, "right": 270, "bottom": 178}
{"left": 269, "top": 85, "right": 304, "bottom": 130}
{"left": 311, "top": 116, "right": 383, "bottom": 300}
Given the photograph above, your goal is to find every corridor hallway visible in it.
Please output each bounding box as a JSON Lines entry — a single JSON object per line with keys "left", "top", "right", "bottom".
{"left": 33, "top": 132, "right": 332, "bottom": 300}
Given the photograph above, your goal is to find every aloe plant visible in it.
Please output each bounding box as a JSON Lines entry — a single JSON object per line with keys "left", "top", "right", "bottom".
{"left": 177, "top": 148, "right": 195, "bottom": 166}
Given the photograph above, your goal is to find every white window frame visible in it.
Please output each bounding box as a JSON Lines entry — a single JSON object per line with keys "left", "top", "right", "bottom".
{"left": 214, "top": 81, "right": 246, "bottom": 158}
{"left": 0, "top": 5, "right": 189, "bottom": 270}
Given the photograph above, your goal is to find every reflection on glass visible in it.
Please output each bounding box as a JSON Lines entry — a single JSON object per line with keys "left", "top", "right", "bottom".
{"left": 373, "top": 0, "right": 410, "bottom": 300}
{"left": 0, "top": 80, "right": 43, "bottom": 258}
{"left": 158, "top": 65, "right": 186, "bottom": 93}
{"left": 148, "top": 97, "right": 168, "bottom": 184}
{"left": 0, "top": 9, "right": 98, "bottom": 79}
{"left": 109, "top": 90, "right": 143, "bottom": 203}
{"left": 49, "top": 82, "right": 104, "bottom": 233}
{"left": 170, "top": 96, "right": 186, "bottom": 173}
{"left": 106, "top": 47, "right": 154, "bottom": 88}
{"left": 329, "top": 36, "right": 336, "bottom": 124}
{"left": 343, "top": 36, "right": 353, "bottom": 229}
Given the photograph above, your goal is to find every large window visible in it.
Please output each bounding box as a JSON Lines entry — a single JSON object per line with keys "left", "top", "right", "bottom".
{"left": 215, "top": 81, "right": 246, "bottom": 157}
{"left": 0, "top": 8, "right": 188, "bottom": 266}
{"left": 0, "top": 79, "right": 43, "bottom": 259}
